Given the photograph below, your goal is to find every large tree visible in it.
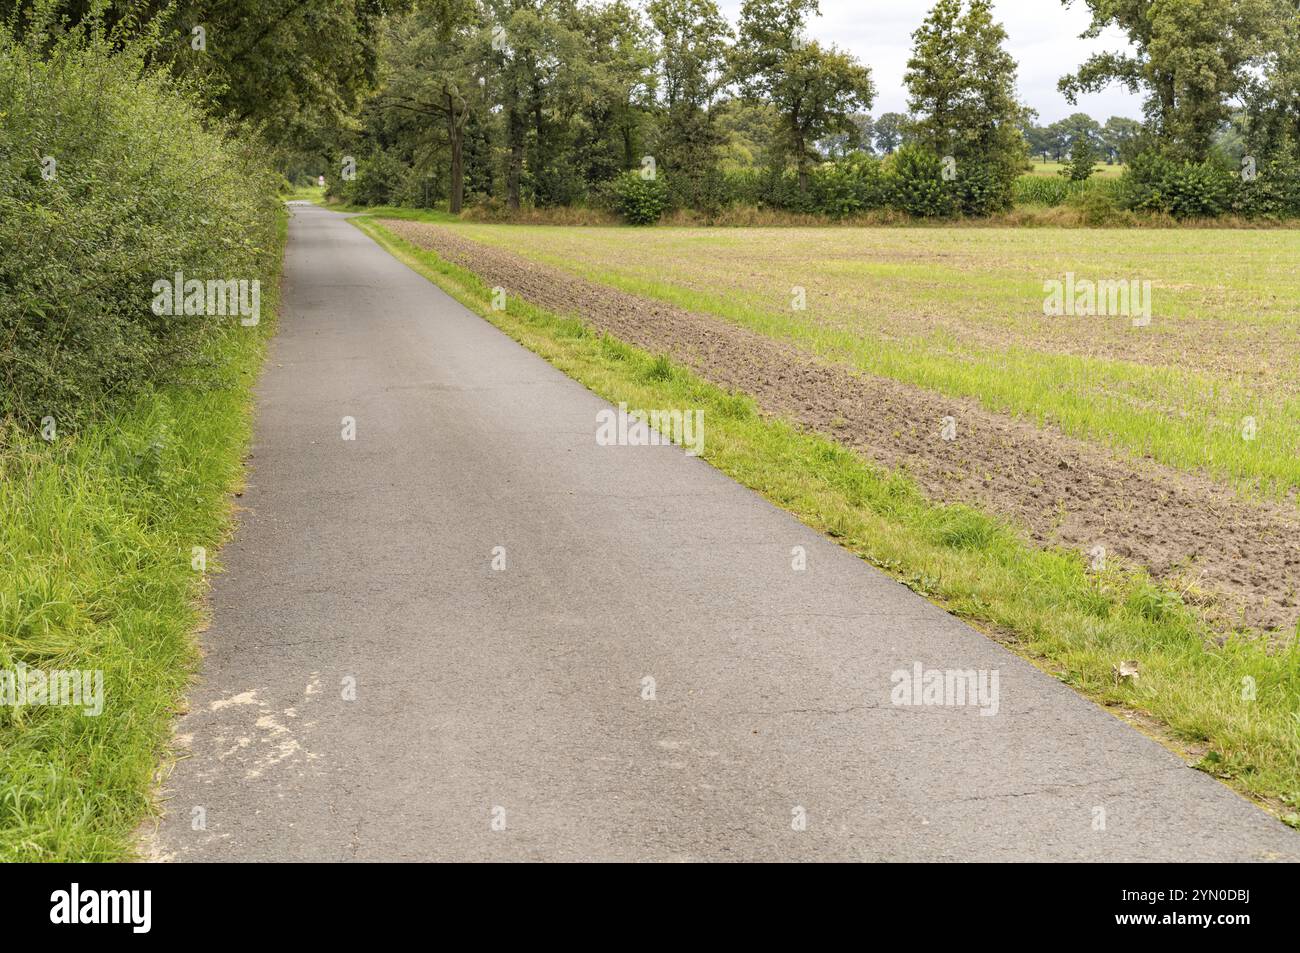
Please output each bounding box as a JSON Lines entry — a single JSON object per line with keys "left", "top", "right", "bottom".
{"left": 478, "top": 0, "right": 585, "bottom": 209}
{"left": 1058, "top": 0, "right": 1277, "bottom": 161}
{"left": 904, "top": 0, "right": 1026, "bottom": 197}
{"left": 731, "top": 0, "right": 874, "bottom": 192}
{"left": 647, "top": 0, "right": 731, "bottom": 206}
{"left": 873, "top": 111, "right": 905, "bottom": 154}
{"left": 1054, "top": 112, "right": 1102, "bottom": 152}
{"left": 1241, "top": 1, "right": 1300, "bottom": 155}
{"left": 12, "top": 1, "right": 400, "bottom": 151}
{"left": 1101, "top": 115, "right": 1143, "bottom": 163}
{"left": 570, "top": 0, "right": 657, "bottom": 183}
{"left": 377, "top": 0, "right": 480, "bottom": 212}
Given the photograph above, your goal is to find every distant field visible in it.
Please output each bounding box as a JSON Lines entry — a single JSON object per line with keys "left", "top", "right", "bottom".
{"left": 1029, "top": 159, "right": 1124, "bottom": 178}
{"left": 442, "top": 223, "right": 1300, "bottom": 498}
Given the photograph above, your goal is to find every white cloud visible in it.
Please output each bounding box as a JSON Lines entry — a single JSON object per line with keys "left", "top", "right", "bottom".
{"left": 714, "top": 0, "right": 1143, "bottom": 124}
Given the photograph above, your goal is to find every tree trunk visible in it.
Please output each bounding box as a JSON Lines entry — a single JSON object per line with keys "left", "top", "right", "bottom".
{"left": 795, "top": 133, "right": 809, "bottom": 194}
{"left": 507, "top": 103, "right": 524, "bottom": 210}
{"left": 446, "top": 89, "right": 466, "bottom": 214}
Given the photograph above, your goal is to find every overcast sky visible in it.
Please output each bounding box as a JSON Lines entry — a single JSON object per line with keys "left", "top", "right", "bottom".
{"left": 715, "top": 0, "right": 1143, "bottom": 124}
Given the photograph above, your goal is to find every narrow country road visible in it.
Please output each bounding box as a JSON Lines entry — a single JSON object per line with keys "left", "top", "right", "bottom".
{"left": 151, "top": 204, "right": 1297, "bottom": 861}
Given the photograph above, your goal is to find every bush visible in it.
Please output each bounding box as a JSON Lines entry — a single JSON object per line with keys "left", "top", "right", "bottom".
{"left": 721, "top": 149, "right": 1012, "bottom": 219}
{"left": 1234, "top": 147, "right": 1300, "bottom": 220}
{"left": 331, "top": 149, "right": 408, "bottom": 207}
{"left": 718, "top": 167, "right": 800, "bottom": 210}
{"left": 610, "top": 171, "right": 669, "bottom": 225}
{"left": 953, "top": 159, "right": 1017, "bottom": 216}
{"left": 1119, "top": 152, "right": 1237, "bottom": 218}
{"left": 1066, "top": 188, "right": 1126, "bottom": 226}
{"left": 0, "top": 20, "right": 279, "bottom": 425}
{"left": 808, "top": 153, "right": 887, "bottom": 218}
{"left": 885, "top": 146, "right": 956, "bottom": 218}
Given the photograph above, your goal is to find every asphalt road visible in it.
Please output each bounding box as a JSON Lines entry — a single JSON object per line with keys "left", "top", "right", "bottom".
{"left": 151, "top": 203, "right": 1298, "bottom": 861}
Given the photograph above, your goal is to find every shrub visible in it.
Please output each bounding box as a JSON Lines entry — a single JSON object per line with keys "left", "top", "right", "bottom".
{"left": 953, "top": 159, "right": 1017, "bottom": 216}
{"left": 809, "top": 153, "right": 887, "bottom": 218}
{"left": 331, "top": 149, "right": 408, "bottom": 207}
{"left": 1234, "top": 147, "right": 1300, "bottom": 220}
{"left": 0, "top": 20, "right": 279, "bottom": 425}
{"left": 610, "top": 170, "right": 669, "bottom": 225}
{"left": 1119, "top": 152, "right": 1237, "bottom": 218}
{"left": 718, "top": 168, "right": 765, "bottom": 207}
{"left": 885, "top": 146, "right": 956, "bottom": 218}
{"left": 1066, "top": 188, "right": 1126, "bottom": 226}
{"left": 718, "top": 166, "right": 803, "bottom": 210}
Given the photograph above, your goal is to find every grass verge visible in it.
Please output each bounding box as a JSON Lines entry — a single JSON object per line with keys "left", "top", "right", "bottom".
{"left": 0, "top": 215, "right": 286, "bottom": 861}
{"left": 353, "top": 213, "right": 1300, "bottom": 825}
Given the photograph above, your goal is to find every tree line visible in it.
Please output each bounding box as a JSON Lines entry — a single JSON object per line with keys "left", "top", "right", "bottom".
{"left": 331, "top": 0, "right": 1300, "bottom": 218}
{"left": 12, "top": 0, "right": 1300, "bottom": 219}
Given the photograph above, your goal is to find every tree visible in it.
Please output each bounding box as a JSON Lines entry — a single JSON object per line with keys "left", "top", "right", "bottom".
{"left": 731, "top": 0, "right": 874, "bottom": 193}
{"left": 873, "top": 111, "right": 905, "bottom": 154}
{"left": 1101, "top": 115, "right": 1143, "bottom": 163}
{"left": 1030, "top": 118, "right": 1073, "bottom": 161}
{"left": 477, "top": 0, "right": 588, "bottom": 209}
{"left": 1062, "top": 134, "right": 1095, "bottom": 180}
{"left": 13, "top": 1, "right": 403, "bottom": 153}
{"left": 378, "top": 0, "right": 480, "bottom": 212}
{"left": 1055, "top": 111, "right": 1102, "bottom": 159}
{"left": 1058, "top": 0, "right": 1276, "bottom": 161}
{"left": 714, "top": 96, "right": 783, "bottom": 170}
{"left": 845, "top": 112, "right": 876, "bottom": 155}
{"left": 648, "top": 0, "right": 731, "bottom": 206}
{"left": 570, "top": 0, "right": 657, "bottom": 184}
{"left": 814, "top": 111, "right": 875, "bottom": 157}
{"left": 1240, "top": 1, "right": 1300, "bottom": 156}
{"left": 903, "top": 0, "right": 1026, "bottom": 207}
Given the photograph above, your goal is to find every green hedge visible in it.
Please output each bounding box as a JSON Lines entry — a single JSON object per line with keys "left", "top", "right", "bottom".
{"left": 1118, "top": 149, "right": 1300, "bottom": 220}
{"left": 0, "top": 21, "right": 280, "bottom": 426}
{"left": 1119, "top": 153, "right": 1237, "bottom": 218}
{"left": 711, "top": 147, "right": 1014, "bottom": 220}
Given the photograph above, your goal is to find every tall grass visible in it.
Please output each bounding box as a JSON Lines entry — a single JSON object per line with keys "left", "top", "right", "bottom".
{"left": 0, "top": 267, "right": 281, "bottom": 860}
